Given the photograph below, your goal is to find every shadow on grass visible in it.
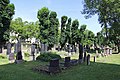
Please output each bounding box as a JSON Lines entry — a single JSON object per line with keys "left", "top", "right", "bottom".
{"left": 0, "top": 59, "right": 120, "bottom": 80}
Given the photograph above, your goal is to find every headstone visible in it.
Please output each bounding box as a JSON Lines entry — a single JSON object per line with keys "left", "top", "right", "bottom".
{"left": 94, "top": 56, "right": 96, "bottom": 62}
{"left": 7, "top": 42, "right": 11, "bottom": 55}
{"left": 15, "top": 40, "right": 23, "bottom": 64}
{"left": 49, "top": 58, "right": 61, "bottom": 73}
{"left": 14, "top": 43, "right": 17, "bottom": 53}
{"left": 31, "top": 44, "right": 35, "bottom": 60}
{"left": 64, "top": 57, "right": 71, "bottom": 67}
{"left": 83, "top": 51, "right": 86, "bottom": 62}
{"left": 44, "top": 44, "right": 48, "bottom": 52}
{"left": 109, "top": 48, "right": 112, "bottom": 55}
{"left": 87, "top": 54, "right": 90, "bottom": 65}
{"left": 58, "top": 45, "right": 60, "bottom": 51}
{"left": 9, "top": 53, "right": 14, "bottom": 63}
{"left": 0, "top": 45, "right": 2, "bottom": 53}
{"left": 41, "top": 43, "right": 44, "bottom": 53}
{"left": 79, "top": 43, "right": 83, "bottom": 63}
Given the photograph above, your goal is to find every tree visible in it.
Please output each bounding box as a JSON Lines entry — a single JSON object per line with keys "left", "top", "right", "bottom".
{"left": 0, "top": 0, "right": 15, "bottom": 45}
{"left": 71, "top": 19, "right": 79, "bottom": 45}
{"left": 60, "top": 16, "right": 68, "bottom": 49}
{"left": 82, "top": 0, "right": 120, "bottom": 44}
{"left": 37, "top": 7, "right": 59, "bottom": 49}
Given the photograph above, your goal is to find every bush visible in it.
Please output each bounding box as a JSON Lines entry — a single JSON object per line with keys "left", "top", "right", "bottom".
{"left": 0, "top": 55, "right": 7, "bottom": 59}
{"left": 36, "top": 52, "right": 61, "bottom": 62}
{"left": 24, "top": 52, "right": 30, "bottom": 57}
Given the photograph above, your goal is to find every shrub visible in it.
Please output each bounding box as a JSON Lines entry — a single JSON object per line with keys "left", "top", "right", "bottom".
{"left": 0, "top": 55, "right": 7, "bottom": 59}
{"left": 24, "top": 52, "right": 30, "bottom": 57}
{"left": 36, "top": 52, "right": 61, "bottom": 62}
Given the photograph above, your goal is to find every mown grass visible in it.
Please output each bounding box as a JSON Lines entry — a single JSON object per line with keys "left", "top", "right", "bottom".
{"left": 0, "top": 54, "right": 120, "bottom": 80}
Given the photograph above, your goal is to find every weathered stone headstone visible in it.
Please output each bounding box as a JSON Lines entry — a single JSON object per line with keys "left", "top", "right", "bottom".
{"left": 14, "top": 43, "right": 17, "bottom": 53}
{"left": 109, "top": 48, "right": 112, "bottom": 55}
{"left": 44, "top": 44, "right": 48, "bottom": 52}
{"left": 9, "top": 53, "right": 14, "bottom": 63}
{"left": 64, "top": 57, "right": 71, "bottom": 67}
{"left": 58, "top": 45, "right": 60, "bottom": 51}
{"left": 87, "top": 54, "right": 90, "bottom": 65}
{"left": 83, "top": 51, "right": 86, "bottom": 62}
{"left": 49, "top": 58, "right": 61, "bottom": 73}
{"left": 31, "top": 44, "right": 35, "bottom": 60}
{"left": 79, "top": 43, "right": 83, "bottom": 63}
{"left": 7, "top": 42, "right": 11, "bottom": 55}
{"left": 41, "top": 43, "right": 44, "bottom": 53}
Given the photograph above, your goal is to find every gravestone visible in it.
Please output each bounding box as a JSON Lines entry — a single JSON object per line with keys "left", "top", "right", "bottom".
{"left": 64, "top": 57, "right": 71, "bottom": 67}
{"left": 94, "top": 56, "right": 96, "bottom": 62}
{"left": 15, "top": 40, "right": 23, "bottom": 64}
{"left": 9, "top": 53, "right": 14, "bottom": 63}
{"left": 58, "top": 45, "right": 60, "bottom": 51}
{"left": 14, "top": 43, "right": 17, "bottom": 53}
{"left": 44, "top": 44, "right": 48, "bottom": 52}
{"left": 87, "top": 54, "right": 90, "bottom": 65}
{"left": 49, "top": 58, "right": 61, "bottom": 73}
{"left": 79, "top": 43, "right": 83, "bottom": 63}
{"left": 109, "top": 48, "right": 112, "bottom": 55}
{"left": 7, "top": 42, "right": 11, "bottom": 55}
{"left": 83, "top": 51, "right": 86, "bottom": 62}
{"left": 41, "top": 43, "right": 44, "bottom": 53}
{"left": 31, "top": 43, "right": 35, "bottom": 60}
{"left": 0, "top": 45, "right": 2, "bottom": 53}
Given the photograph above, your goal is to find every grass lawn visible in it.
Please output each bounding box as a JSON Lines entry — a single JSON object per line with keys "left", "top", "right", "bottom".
{"left": 0, "top": 53, "right": 120, "bottom": 80}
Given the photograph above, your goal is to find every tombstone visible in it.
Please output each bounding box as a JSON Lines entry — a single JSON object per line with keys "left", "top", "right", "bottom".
{"left": 87, "top": 54, "right": 90, "bottom": 65}
{"left": 14, "top": 43, "right": 17, "bottom": 53}
{"left": 41, "top": 43, "right": 44, "bottom": 53}
{"left": 0, "top": 45, "right": 2, "bottom": 53}
{"left": 109, "top": 48, "right": 112, "bottom": 55}
{"left": 31, "top": 44, "right": 35, "bottom": 60}
{"left": 64, "top": 57, "right": 71, "bottom": 67}
{"left": 83, "top": 51, "right": 87, "bottom": 62}
{"left": 58, "top": 45, "right": 60, "bottom": 51}
{"left": 9, "top": 53, "right": 14, "bottom": 63}
{"left": 79, "top": 43, "right": 83, "bottom": 63}
{"left": 44, "top": 44, "right": 48, "bottom": 52}
{"left": 93, "top": 56, "right": 96, "bottom": 62}
{"left": 15, "top": 40, "right": 23, "bottom": 64}
{"left": 7, "top": 42, "right": 11, "bottom": 55}
{"left": 49, "top": 58, "right": 61, "bottom": 73}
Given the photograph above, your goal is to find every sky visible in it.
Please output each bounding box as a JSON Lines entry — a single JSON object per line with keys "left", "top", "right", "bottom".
{"left": 10, "top": 0, "right": 102, "bottom": 35}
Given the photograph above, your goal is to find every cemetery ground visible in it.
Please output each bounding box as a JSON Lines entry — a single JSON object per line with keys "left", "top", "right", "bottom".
{"left": 0, "top": 53, "right": 120, "bottom": 80}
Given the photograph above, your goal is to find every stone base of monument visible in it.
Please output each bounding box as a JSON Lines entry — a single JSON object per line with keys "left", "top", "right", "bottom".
{"left": 15, "top": 60, "right": 24, "bottom": 64}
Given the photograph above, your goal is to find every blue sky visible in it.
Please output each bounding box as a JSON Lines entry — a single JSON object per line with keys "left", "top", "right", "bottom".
{"left": 10, "top": 0, "right": 102, "bottom": 34}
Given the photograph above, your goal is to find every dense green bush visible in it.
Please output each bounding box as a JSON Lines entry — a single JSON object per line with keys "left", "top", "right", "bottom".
{"left": 36, "top": 52, "right": 61, "bottom": 62}
{"left": 24, "top": 52, "right": 30, "bottom": 57}
{"left": 0, "top": 55, "right": 7, "bottom": 59}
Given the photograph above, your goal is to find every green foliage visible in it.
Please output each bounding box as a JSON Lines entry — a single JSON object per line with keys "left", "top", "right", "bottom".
{"left": 36, "top": 52, "right": 61, "bottom": 62}
{"left": 37, "top": 7, "right": 59, "bottom": 49}
{"left": 24, "top": 52, "right": 30, "bottom": 57}
{"left": 10, "top": 17, "right": 40, "bottom": 40}
{"left": 0, "top": 0, "right": 15, "bottom": 45}
{"left": 0, "top": 54, "right": 7, "bottom": 59}
{"left": 82, "top": 0, "right": 120, "bottom": 43}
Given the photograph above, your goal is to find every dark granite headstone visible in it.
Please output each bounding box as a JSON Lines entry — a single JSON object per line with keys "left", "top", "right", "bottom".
{"left": 7, "top": 42, "right": 11, "bottom": 55}
{"left": 0, "top": 45, "right": 2, "bottom": 53}
{"left": 87, "top": 54, "right": 90, "bottom": 65}
{"left": 49, "top": 58, "right": 61, "bottom": 73}
{"left": 58, "top": 45, "right": 60, "bottom": 51}
{"left": 64, "top": 57, "right": 71, "bottom": 67}
{"left": 94, "top": 56, "right": 96, "bottom": 62}
{"left": 79, "top": 43, "right": 83, "bottom": 63}
{"left": 83, "top": 51, "right": 86, "bottom": 62}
